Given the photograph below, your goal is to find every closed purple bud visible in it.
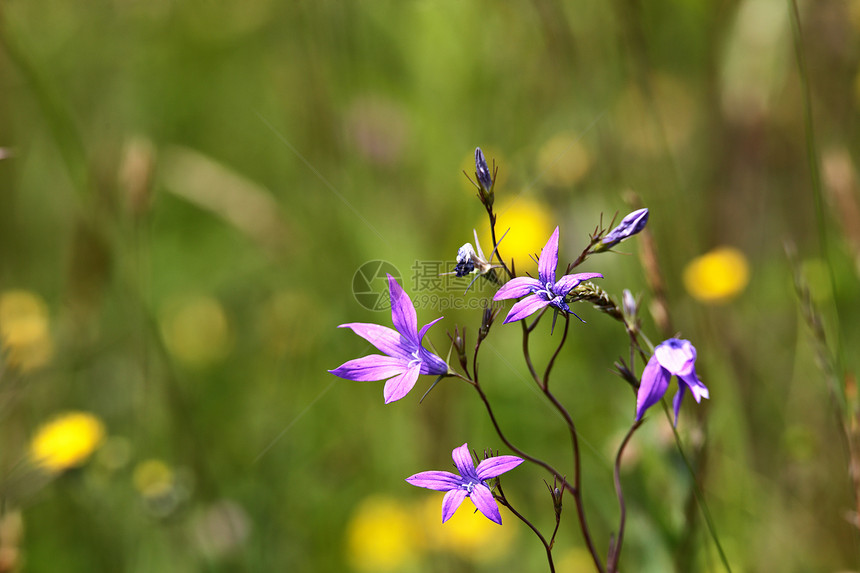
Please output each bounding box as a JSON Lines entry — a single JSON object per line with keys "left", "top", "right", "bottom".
{"left": 602, "top": 208, "right": 649, "bottom": 247}
{"left": 478, "top": 306, "right": 496, "bottom": 341}
{"left": 475, "top": 148, "right": 493, "bottom": 192}
{"left": 622, "top": 289, "right": 637, "bottom": 318}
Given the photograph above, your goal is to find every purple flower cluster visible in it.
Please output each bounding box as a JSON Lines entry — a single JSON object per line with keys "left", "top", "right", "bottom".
{"left": 329, "top": 154, "right": 712, "bottom": 537}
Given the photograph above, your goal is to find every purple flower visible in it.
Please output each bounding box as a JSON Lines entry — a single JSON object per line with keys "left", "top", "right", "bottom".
{"left": 493, "top": 227, "right": 603, "bottom": 323}
{"left": 329, "top": 274, "right": 449, "bottom": 404}
{"left": 406, "top": 443, "right": 523, "bottom": 524}
{"left": 601, "top": 208, "right": 649, "bottom": 248}
{"left": 635, "top": 338, "right": 710, "bottom": 425}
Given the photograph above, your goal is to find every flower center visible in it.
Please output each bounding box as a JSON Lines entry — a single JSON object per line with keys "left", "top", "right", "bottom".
{"left": 407, "top": 349, "right": 422, "bottom": 368}
{"left": 460, "top": 479, "right": 479, "bottom": 495}
{"left": 536, "top": 282, "right": 557, "bottom": 300}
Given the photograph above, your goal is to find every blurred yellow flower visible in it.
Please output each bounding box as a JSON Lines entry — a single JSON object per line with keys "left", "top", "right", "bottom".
{"left": 0, "top": 290, "right": 54, "bottom": 372}
{"left": 133, "top": 459, "right": 175, "bottom": 499}
{"left": 345, "top": 496, "right": 420, "bottom": 571}
{"left": 481, "top": 197, "right": 553, "bottom": 274}
{"left": 159, "top": 295, "right": 233, "bottom": 368}
{"left": 418, "top": 496, "right": 514, "bottom": 562}
{"left": 30, "top": 412, "right": 105, "bottom": 473}
{"left": 683, "top": 247, "right": 750, "bottom": 303}
{"left": 536, "top": 133, "right": 592, "bottom": 188}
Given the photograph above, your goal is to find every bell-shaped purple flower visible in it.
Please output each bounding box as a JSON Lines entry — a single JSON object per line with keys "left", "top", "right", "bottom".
{"left": 601, "top": 208, "right": 649, "bottom": 248}
{"left": 493, "top": 227, "right": 603, "bottom": 323}
{"left": 635, "top": 338, "right": 709, "bottom": 425}
{"left": 329, "top": 275, "right": 449, "bottom": 404}
{"left": 406, "top": 443, "right": 523, "bottom": 524}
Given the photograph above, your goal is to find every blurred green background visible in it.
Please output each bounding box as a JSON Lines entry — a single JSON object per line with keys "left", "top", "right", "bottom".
{"left": 2, "top": 0, "right": 860, "bottom": 571}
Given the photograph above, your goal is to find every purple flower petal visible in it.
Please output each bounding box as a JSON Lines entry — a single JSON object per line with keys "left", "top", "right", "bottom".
{"left": 672, "top": 384, "right": 686, "bottom": 426}
{"left": 387, "top": 274, "right": 419, "bottom": 345}
{"left": 337, "top": 322, "right": 412, "bottom": 361}
{"left": 679, "top": 371, "right": 709, "bottom": 402}
{"left": 382, "top": 362, "right": 421, "bottom": 404}
{"left": 405, "top": 471, "right": 463, "bottom": 491}
{"left": 441, "top": 488, "right": 469, "bottom": 523}
{"left": 417, "top": 316, "right": 445, "bottom": 343}
{"left": 475, "top": 456, "right": 524, "bottom": 480}
{"left": 654, "top": 338, "right": 696, "bottom": 376}
{"left": 493, "top": 277, "right": 542, "bottom": 300}
{"left": 502, "top": 295, "right": 551, "bottom": 324}
{"left": 329, "top": 355, "right": 406, "bottom": 382}
{"left": 417, "top": 348, "right": 449, "bottom": 375}
{"left": 553, "top": 272, "right": 604, "bottom": 296}
{"left": 469, "top": 483, "right": 502, "bottom": 524}
{"left": 635, "top": 355, "right": 670, "bottom": 421}
{"left": 538, "top": 227, "right": 560, "bottom": 285}
{"left": 451, "top": 443, "right": 478, "bottom": 480}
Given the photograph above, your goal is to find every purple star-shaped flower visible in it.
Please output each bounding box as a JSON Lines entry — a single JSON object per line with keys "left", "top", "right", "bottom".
{"left": 329, "top": 274, "right": 449, "bottom": 404}
{"left": 635, "top": 338, "right": 710, "bottom": 425}
{"left": 493, "top": 227, "right": 603, "bottom": 324}
{"left": 406, "top": 443, "right": 523, "bottom": 524}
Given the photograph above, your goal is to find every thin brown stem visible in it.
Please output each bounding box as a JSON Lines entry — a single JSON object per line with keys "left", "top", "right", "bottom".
{"left": 471, "top": 382, "right": 573, "bottom": 493}
{"left": 496, "top": 481, "right": 556, "bottom": 573}
{"left": 543, "top": 314, "right": 571, "bottom": 390}
{"left": 607, "top": 420, "right": 642, "bottom": 573}
{"left": 542, "top": 388, "right": 605, "bottom": 573}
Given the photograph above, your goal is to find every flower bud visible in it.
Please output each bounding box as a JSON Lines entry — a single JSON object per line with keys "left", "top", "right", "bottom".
{"left": 600, "top": 208, "right": 649, "bottom": 249}
{"left": 613, "top": 359, "right": 639, "bottom": 389}
{"left": 449, "top": 326, "right": 468, "bottom": 371}
{"left": 478, "top": 306, "right": 497, "bottom": 342}
{"left": 622, "top": 289, "right": 637, "bottom": 319}
{"left": 475, "top": 148, "right": 493, "bottom": 193}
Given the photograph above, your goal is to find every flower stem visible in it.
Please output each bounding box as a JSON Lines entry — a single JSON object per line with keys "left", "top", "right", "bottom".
{"left": 663, "top": 402, "right": 732, "bottom": 573}
{"left": 520, "top": 316, "right": 605, "bottom": 573}
{"left": 495, "top": 481, "right": 556, "bottom": 573}
{"left": 471, "top": 382, "right": 568, "bottom": 489}
{"left": 607, "top": 420, "right": 642, "bottom": 572}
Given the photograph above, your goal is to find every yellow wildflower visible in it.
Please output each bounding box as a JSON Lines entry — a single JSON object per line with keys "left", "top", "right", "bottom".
{"left": 30, "top": 412, "right": 105, "bottom": 473}
{"left": 0, "top": 290, "right": 53, "bottom": 372}
{"left": 683, "top": 247, "right": 750, "bottom": 303}
{"left": 345, "top": 496, "right": 420, "bottom": 571}
{"left": 418, "top": 496, "right": 514, "bottom": 562}
{"left": 481, "top": 197, "right": 553, "bottom": 274}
